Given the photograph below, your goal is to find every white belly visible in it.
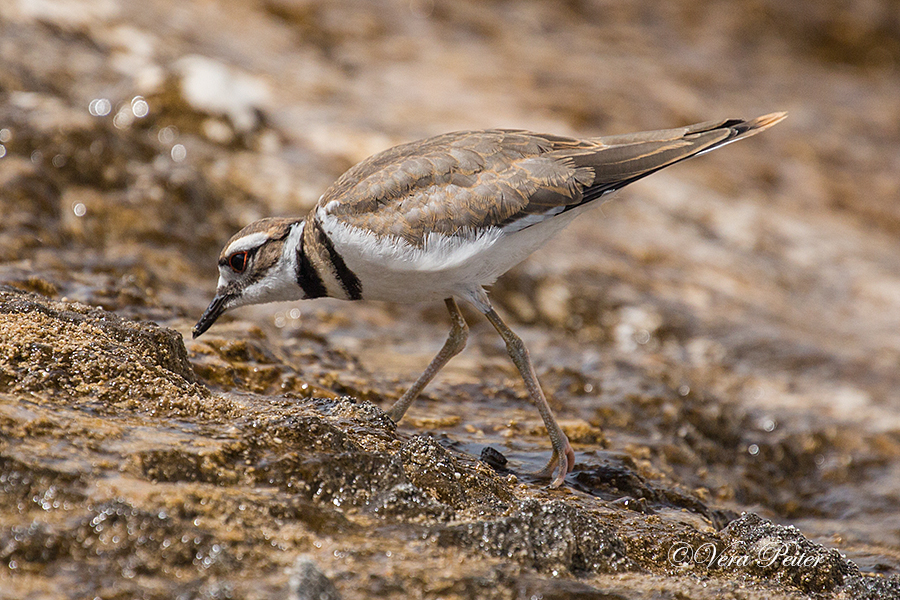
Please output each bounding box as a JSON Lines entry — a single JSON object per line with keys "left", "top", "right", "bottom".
{"left": 318, "top": 204, "right": 593, "bottom": 309}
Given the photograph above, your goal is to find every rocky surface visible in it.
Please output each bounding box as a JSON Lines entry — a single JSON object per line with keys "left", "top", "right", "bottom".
{"left": 2, "top": 287, "right": 897, "bottom": 599}
{"left": 1, "top": 0, "right": 899, "bottom": 598}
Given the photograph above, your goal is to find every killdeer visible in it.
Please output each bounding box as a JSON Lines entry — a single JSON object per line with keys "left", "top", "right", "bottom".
{"left": 193, "top": 113, "right": 785, "bottom": 487}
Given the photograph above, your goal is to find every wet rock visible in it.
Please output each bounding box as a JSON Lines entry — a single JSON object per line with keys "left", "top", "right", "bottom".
{"left": 0, "top": 287, "right": 211, "bottom": 415}
{"left": 505, "top": 576, "right": 631, "bottom": 600}
{"left": 252, "top": 414, "right": 361, "bottom": 454}
{"left": 401, "top": 435, "right": 515, "bottom": 512}
{"left": 608, "top": 495, "right": 652, "bottom": 514}
{"left": 573, "top": 460, "right": 658, "bottom": 502}
{"left": 0, "top": 159, "right": 63, "bottom": 259}
{"left": 612, "top": 305, "right": 663, "bottom": 354}
{"left": 121, "top": 396, "right": 414, "bottom": 513}
{"left": 0, "top": 455, "right": 86, "bottom": 510}
{"left": 572, "top": 456, "right": 738, "bottom": 528}
{"left": 480, "top": 446, "right": 509, "bottom": 471}
{"left": 534, "top": 277, "right": 572, "bottom": 328}
{"left": 368, "top": 482, "right": 454, "bottom": 522}
{"left": 400, "top": 436, "right": 469, "bottom": 508}
{"left": 1, "top": 498, "right": 232, "bottom": 582}
{"left": 721, "top": 513, "right": 856, "bottom": 594}
{"left": 266, "top": 495, "right": 359, "bottom": 536}
{"left": 841, "top": 573, "right": 900, "bottom": 600}
{"left": 557, "top": 418, "right": 606, "bottom": 445}
{"left": 133, "top": 445, "right": 244, "bottom": 486}
{"left": 0, "top": 520, "right": 68, "bottom": 567}
{"left": 174, "top": 55, "right": 270, "bottom": 135}
{"left": 74, "top": 500, "right": 233, "bottom": 576}
{"left": 440, "top": 499, "right": 632, "bottom": 574}
{"left": 289, "top": 556, "right": 342, "bottom": 600}
{"left": 310, "top": 395, "right": 397, "bottom": 435}
{"left": 0, "top": 33, "right": 266, "bottom": 272}
{"left": 257, "top": 449, "right": 407, "bottom": 509}
{"left": 190, "top": 332, "right": 380, "bottom": 401}
{"left": 190, "top": 335, "right": 318, "bottom": 395}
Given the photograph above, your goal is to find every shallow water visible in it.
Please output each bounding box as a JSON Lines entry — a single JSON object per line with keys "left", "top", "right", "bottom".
{"left": 1, "top": 0, "right": 899, "bottom": 598}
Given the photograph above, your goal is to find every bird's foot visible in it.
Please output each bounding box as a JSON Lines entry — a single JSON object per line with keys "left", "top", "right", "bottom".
{"left": 530, "top": 434, "right": 575, "bottom": 488}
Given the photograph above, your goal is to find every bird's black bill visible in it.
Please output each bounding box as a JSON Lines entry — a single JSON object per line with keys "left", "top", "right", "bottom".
{"left": 192, "top": 293, "right": 230, "bottom": 338}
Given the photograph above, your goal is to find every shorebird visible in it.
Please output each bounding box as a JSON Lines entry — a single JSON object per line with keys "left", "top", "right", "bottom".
{"left": 193, "top": 113, "right": 785, "bottom": 487}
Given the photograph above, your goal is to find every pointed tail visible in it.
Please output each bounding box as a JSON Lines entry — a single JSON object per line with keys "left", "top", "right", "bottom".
{"left": 577, "top": 112, "right": 787, "bottom": 202}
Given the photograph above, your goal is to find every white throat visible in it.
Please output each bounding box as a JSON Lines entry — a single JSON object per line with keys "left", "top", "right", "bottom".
{"left": 220, "top": 221, "right": 305, "bottom": 309}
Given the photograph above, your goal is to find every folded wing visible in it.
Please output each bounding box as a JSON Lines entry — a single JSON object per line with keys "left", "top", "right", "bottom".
{"left": 318, "top": 113, "right": 786, "bottom": 245}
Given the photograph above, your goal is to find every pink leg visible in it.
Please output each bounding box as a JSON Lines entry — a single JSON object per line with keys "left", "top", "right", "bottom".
{"left": 483, "top": 308, "right": 574, "bottom": 488}
{"left": 387, "top": 298, "right": 468, "bottom": 422}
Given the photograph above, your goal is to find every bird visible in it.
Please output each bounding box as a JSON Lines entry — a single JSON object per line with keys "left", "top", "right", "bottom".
{"left": 193, "top": 112, "right": 786, "bottom": 488}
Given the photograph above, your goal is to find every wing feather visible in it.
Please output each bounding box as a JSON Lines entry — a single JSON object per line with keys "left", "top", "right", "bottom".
{"left": 318, "top": 113, "right": 785, "bottom": 246}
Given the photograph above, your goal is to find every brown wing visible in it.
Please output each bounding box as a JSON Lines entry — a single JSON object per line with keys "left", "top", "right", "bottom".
{"left": 318, "top": 113, "right": 785, "bottom": 246}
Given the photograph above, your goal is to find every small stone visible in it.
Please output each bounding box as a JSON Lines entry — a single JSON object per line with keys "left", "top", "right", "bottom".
{"left": 480, "top": 446, "right": 508, "bottom": 470}
{"left": 288, "top": 556, "right": 342, "bottom": 600}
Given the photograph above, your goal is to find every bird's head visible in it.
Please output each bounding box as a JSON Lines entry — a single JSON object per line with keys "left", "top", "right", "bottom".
{"left": 192, "top": 217, "right": 304, "bottom": 338}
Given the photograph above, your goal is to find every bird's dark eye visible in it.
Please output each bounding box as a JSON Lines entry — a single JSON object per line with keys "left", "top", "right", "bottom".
{"left": 228, "top": 251, "right": 248, "bottom": 273}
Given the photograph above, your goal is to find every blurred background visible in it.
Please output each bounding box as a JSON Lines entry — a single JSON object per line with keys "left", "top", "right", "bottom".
{"left": 1, "top": 0, "right": 900, "bottom": 594}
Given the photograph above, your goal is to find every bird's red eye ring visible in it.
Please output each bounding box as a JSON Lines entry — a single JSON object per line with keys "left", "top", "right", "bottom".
{"left": 228, "top": 251, "right": 248, "bottom": 273}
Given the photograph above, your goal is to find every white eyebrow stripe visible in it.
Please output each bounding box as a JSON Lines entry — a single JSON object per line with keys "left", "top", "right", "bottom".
{"left": 224, "top": 232, "right": 269, "bottom": 255}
